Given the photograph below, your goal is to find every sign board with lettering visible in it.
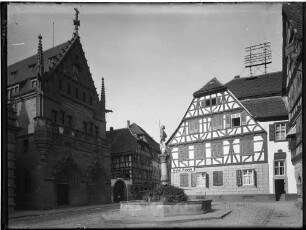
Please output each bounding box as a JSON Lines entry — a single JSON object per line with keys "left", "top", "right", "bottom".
{"left": 171, "top": 167, "right": 194, "bottom": 173}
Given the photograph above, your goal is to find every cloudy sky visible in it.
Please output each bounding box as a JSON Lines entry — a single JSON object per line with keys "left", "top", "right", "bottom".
{"left": 7, "top": 2, "right": 283, "bottom": 141}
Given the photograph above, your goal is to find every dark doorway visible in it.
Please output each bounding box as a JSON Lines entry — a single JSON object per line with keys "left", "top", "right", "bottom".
{"left": 113, "top": 180, "right": 125, "bottom": 202}
{"left": 57, "top": 183, "right": 69, "bottom": 205}
{"left": 275, "top": 179, "right": 285, "bottom": 201}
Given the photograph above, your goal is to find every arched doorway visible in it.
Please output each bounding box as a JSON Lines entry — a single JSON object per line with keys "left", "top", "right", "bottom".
{"left": 113, "top": 180, "right": 125, "bottom": 202}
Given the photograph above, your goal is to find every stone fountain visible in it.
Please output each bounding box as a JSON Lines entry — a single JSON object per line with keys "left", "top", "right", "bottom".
{"left": 119, "top": 125, "right": 213, "bottom": 218}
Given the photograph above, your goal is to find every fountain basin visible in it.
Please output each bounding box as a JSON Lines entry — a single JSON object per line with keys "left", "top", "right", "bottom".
{"left": 120, "top": 200, "right": 212, "bottom": 218}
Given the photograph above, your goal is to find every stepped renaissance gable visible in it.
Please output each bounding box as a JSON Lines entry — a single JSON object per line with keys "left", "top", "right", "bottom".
{"left": 167, "top": 72, "right": 296, "bottom": 202}
{"left": 7, "top": 10, "right": 111, "bottom": 210}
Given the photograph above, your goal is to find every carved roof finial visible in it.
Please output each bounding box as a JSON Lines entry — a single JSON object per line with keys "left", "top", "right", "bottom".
{"left": 101, "top": 77, "right": 105, "bottom": 107}
{"left": 37, "top": 34, "right": 44, "bottom": 77}
{"left": 73, "top": 8, "right": 80, "bottom": 37}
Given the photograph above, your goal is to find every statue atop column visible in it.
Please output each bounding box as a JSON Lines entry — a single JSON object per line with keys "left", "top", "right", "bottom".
{"left": 158, "top": 123, "right": 169, "bottom": 185}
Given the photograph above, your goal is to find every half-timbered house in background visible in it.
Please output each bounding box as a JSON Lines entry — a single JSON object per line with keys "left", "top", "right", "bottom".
{"left": 7, "top": 10, "right": 111, "bottom": 210}
{"left": 167, "top": 72, "right": 296, "bottom": 202}
{"left": 282, "top": 2, "right": 303, "bottom": 208}
{"left": 107, "top": 121, "right": 161, "bottom": 202}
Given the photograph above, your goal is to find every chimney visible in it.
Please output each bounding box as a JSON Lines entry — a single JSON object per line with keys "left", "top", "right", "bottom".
{"left": 110, "top": 127, "right": 114, "bottom": 132}
{"left": 234, "top": 75, "right": 240, "bottom": 79}
{"left": 127, "top": 120, "right": 130, "bottom": 128}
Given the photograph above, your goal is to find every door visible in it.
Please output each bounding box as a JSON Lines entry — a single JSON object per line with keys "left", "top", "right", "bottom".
{"left": 57, "top": 183, "right": 69, "bottom": 205}
{"left": 275, "top": 179, "right": 285, "bottom": 201}
{"left": 113, "top": 180, "right": 125, "bottom": 202}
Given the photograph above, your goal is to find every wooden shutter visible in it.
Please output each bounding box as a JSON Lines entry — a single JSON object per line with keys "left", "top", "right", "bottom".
{"left": 212, "top": 142, "right": 217, "bottom": 158}
{"left": 225, "top": 114, "right": 231, "bottom": 128}
{"left": 269, "top": 124, "right": 275, "bottom": 141}
{"left": 213, "top": 171, "right": 218, "bottom": 186}
{"left": 180, "top": 173, "right": 189, "bottom": 187}
{"left": 194, "top": 144, "right": 205, "bottom": 160}
{"left": 218, "top": 142, "right": 223, "bottom": 157}
{"left": 253, "top": 170, "right": 257, "bottom": 187}
{"left": 218, "top": 171, "right": 223, "bottom": 186}
{"left": 236, "top": 170, "right": 242, "bottom": 187}
{"left": 218, "top": 115, "right": 223, "bottom": 129}
{"left": 206, "top": 173, "right": 209, "bottom": 188}
{"left": 241, "top": 137, "right": 253, "bottom": 156}
{"left": 191, "top": 173, "right": 197, "bottom": 187}
{"left": 241, "top": 111, "right": 246, "bottom": 125}
{"left": 178, "top": 146, "right": 188, "bottom": 161}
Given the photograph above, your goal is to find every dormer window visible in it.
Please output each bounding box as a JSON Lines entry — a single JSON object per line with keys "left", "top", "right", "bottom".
{"left": 10, "top": 71, "right": 17, "bottom": 77}
{"left": 31, "top": 79, "right": 37, "bottom": 88}
{"left": 48, "top": 55, "right": 57, "bottom": 63}
{"left": 28, "top": 64, "right": 36, "bottom": 71}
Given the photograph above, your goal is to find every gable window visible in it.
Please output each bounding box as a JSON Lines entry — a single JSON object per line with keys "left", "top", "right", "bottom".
{"left": 201, "top": 96, "right": 221, "bottom": 107}
{"left": 205, "top": 99, "right": 211, "bottom": 107}
{"left": 188, "top": 119, "right": 199, "bottom": 134}
{"left": 10, "top": 71, "right": 17, "bottom": 77}
{"left": 213, "top": 171, "right": 223, "bottom": 186}
{"left": 51, "top": 110, "right": 57, "bottom": 123}
{"left": 274, "top": 161, "right": 285, "bottom": 175}
{"left": 269, "top": 122, "right": 287, "bottom": 142}
{"left": 31, "top": 79, "right": 37, "bottom": 88}
{"left": 231, "top": 113, "right": 241, "bottom": 127}
{"left": 275, "top": 123, "right": 286, "bottom": 141}
{"left": 211, "top": 98, "right": 217, "bottom": 106}
{"left": 212, "top": 114, "right": 223, "bottom": 130}
{"left": 180, "top": 173, "right": 189, "bottom": 187}
{"left": 28, "top": 64, "right": 36, "bottom": 71}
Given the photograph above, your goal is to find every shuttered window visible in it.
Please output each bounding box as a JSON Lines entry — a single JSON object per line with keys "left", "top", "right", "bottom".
{"left": 212, "top": 115, "right": 223, "bottom": 130}
{"left": 178, "top": 145, "right": 189, "bottom": 161}
{"left": 225, "top": 114, "right": 231, "bottom": 128}
{"left": 189, "top": 120, "right": 199, "bottom": 134}
{"left": 212, "top": 141, "right": 223, "bottom": 158}
{"left": 194, "top": 144, "right": 205, "bottom": 160}
{"left": 236, "top": 170, "right": 242, "bottom": 187}
{"left": 241, "top": 111, "right": 247, "bottom": 125}
{"left": 241, "top": 137, "right": 254, "bottom": 156}
{"left": 269, "top": 124, "right": 275, "bottom": 141}
{"left": 213, "top": 171, "right": 223, "bottom": 186}
{"left": 180, "top": 173, "right": 189, "bottom": 187}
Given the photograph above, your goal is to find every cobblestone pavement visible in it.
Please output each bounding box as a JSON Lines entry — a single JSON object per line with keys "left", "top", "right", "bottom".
{"left": 8, "top": 202, "right": 302, "bottom": 228}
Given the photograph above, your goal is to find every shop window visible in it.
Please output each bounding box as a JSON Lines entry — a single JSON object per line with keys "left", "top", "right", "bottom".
{"left": 213, "top": 171, "right": 223, "bottom": 186}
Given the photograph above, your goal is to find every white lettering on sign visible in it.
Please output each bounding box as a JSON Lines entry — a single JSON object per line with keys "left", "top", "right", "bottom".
{"left": 171, "top": 167, "right": 194, "bottom": 173}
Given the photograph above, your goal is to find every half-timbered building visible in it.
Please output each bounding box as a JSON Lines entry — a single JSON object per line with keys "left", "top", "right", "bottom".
{"left": 227, "top": 72, "right": 297, "bottom": 201}
{"left": 167, "top": 72, "right": 296, "bottom": 202}
{"left": 282, "top": 2, "right": 303, "bottom": 207}
{"left": 7, "top": 10, "right": 111, "bottom": 210}
{"left": 107, "top": 121, "right": 161, "bottom": 202}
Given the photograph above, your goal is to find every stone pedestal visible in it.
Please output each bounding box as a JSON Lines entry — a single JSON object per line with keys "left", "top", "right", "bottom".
{"left": 159, "top": 153, "right": 169, "bottom": 185}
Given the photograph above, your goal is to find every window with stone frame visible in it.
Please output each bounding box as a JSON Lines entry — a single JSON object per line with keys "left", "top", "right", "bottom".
{"left": 274, "top": 161, "right": 285, "bottom": 175}
{"left": 188, "top": 119, "right": 199, "bottom": 134}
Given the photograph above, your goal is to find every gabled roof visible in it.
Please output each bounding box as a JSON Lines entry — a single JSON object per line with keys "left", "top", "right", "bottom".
{"left": 106, "top": 123, "right": 160, "bottom": 156}
{"left": 7, "top": 36, "right": 78, "bottom": 86}
{"left": 226, "top": 71, "right": 283, "bottom": 100}
{"left": 193, "top": 77, "right": 226, "bottom": 98}
{"left": 283, "top": 2, "right": 303, "bottom": 40}
{"left": 241, "top": 97, "right": 288, "bottom": 121}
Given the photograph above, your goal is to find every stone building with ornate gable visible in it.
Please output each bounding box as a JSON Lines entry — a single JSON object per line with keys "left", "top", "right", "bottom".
{"left": 106, "top": 121, "right": 161, "bottom": 202}
{"left": 167, "top": 72, "right": 296, "bottom": 202}
{"left": 7, "top": 10, "right": 111, "bottom": 210}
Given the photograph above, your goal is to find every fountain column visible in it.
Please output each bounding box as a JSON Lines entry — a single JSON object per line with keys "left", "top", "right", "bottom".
{"left": 159, "top": 125, "right": 169, "bottom": 185}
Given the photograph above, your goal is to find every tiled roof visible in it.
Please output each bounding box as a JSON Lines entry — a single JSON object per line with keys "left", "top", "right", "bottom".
{"left": 129, "top": 123, "right": 160, "bottom": 152}
{"left": 193, "top": 77, "right": 226, "bottom": 98}
{"left": 241, "top": 96, "right": 288, "bottom": 121}
{"left": 106, "top": 123, "right": 160, "bottom": 155}
{"left": 283, "top": 2, "right": 303, "bottom": 40}
{"left": 8, "top": 36, "right": 78, "bottom": 86}
{"left": 226, "top": 71, "right": 282, "bottom": 100}
{"left": 106, "top": 128, "right": 137, "bottom": 155}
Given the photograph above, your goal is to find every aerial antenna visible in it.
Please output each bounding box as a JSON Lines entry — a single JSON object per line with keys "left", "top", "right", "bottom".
{"left": 52, "top": 22, "right": 54, "bottom": 48}
{"left": 245, "top": 42, "right": 272, "bottom": 76}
